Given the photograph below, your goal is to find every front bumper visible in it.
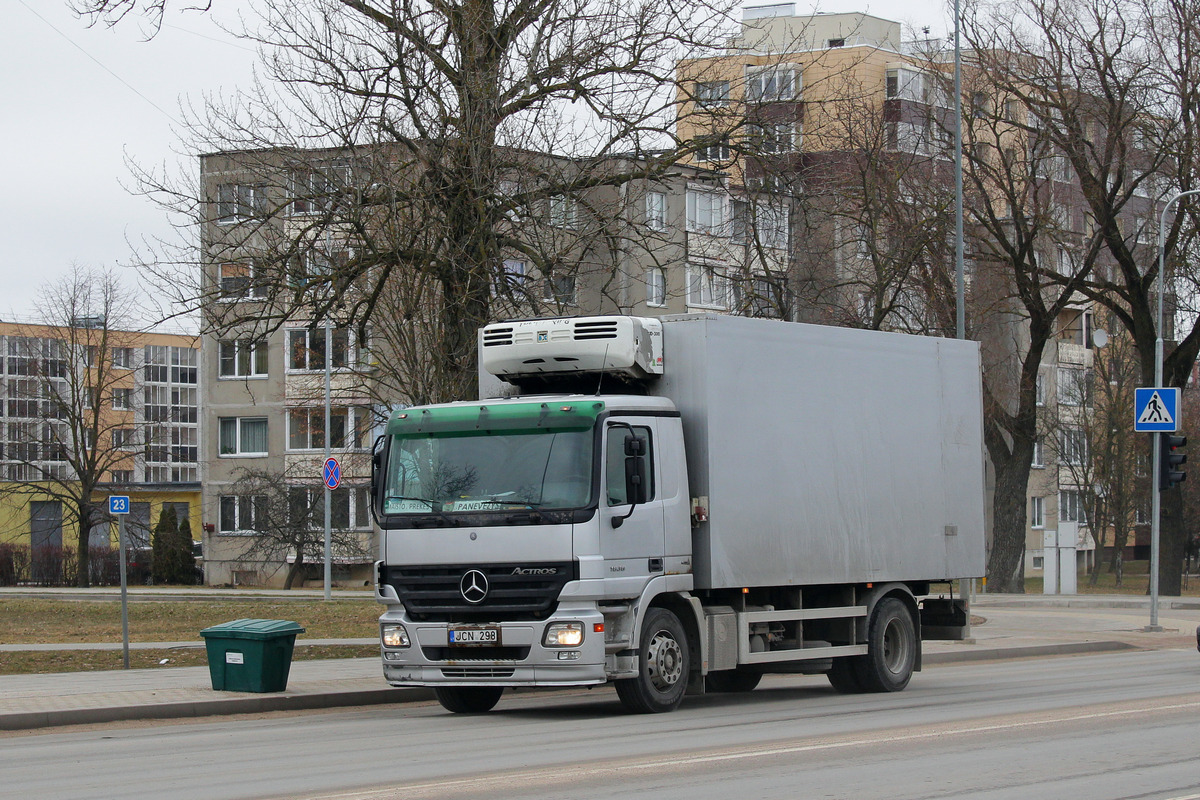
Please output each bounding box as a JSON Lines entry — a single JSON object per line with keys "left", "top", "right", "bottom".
{"left": 379, "top": 603, "right": 607, "bottom": 687}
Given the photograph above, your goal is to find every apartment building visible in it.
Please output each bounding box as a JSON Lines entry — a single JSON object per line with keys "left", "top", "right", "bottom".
{"left": 198, "top": 141, "right": 799, "bottom": 585}
{"left": 0, "top": 320, "right": 200, "bottom": 566}
{"left": 674, "top": 5, "right": 1143, "bottom": 580}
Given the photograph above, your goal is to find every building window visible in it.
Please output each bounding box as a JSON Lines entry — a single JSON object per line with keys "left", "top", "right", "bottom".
{"left": 1059, "top": 428, "right": 1087, "bottom": 465}
{"left": 288, "top": 328, "right": 350, "bottom": 371}
{"left": 645, "top": 192, "right": 667, "bottom": 231}
{"left": 1031, "top": 496, "right": 1045, "bottom": 528}
{"left": 218, "top": 417, "right": 268, "bottom": 456}
{"left": 216, "top": 183, "right": 267, "bottom": 224}
{"left": 112, "top": 387, "right": 132, "bottom": 411}
{"left": 1032, "top": 556, "right": 1044, "bottom": 569}
{"left": 543, "top": 274, "right": 577, "bottom": 305}
{"left": 110, "top": 470, "right": 133, "bottom": 484}
{"left": 687, "top": 264, "right": 729, "bottom": 309}
{"left": 1057, "top": 367, "right": 1092, "bottom": 407}
{"left": 746, "top": 67, "right": 799, "bottom": 102}
{"left": 219, "top": 340, "right": 268, "bottom": 378}
{"left": 111, "top": 428, "right": 136, "bottom": 450}
{"left": 746, "top": 122, "right": 796, "bottom": 154}
{"left": 732, "top": 200, "right": 789, "bottom": 249}
{"left": 218, "top": 262, "right": 265, "bottom": 300}
{"left": 694, "top": 80, "right": 730, "bottom": 107}
{"left": 686, "top": 190, "right": 725, "bottom": 234}
{"left": 494, "top": 259, "right": 528, "bottom": 297}
{"left": 827, "top": 38, "right": 845, "bottom": 47}
{"left": 1036, "top": 371, "right": 1046, "bottom": 406}
{"left": 695, "top": 137, "right": 731, "bottom": 163}
{"left": 1059, "top": 489, "right": 1087, "bottom": 524}
{"left": 1032, "top": 436, "right": 1044, "bottom": 468}
{"left": 112, "top": 347, "right": 134, "bottom": 369}
{"left": 289, "top": 486, "right": 371, "bottom": 530}
{"left": 288, "top": 162, "right": 351, "bottom": 215}
{"left": 219, "top": 495, "right": 267, "bottom": 533}
{"left": 733, "top": 276, "right": 789, "bottom": 319}
{"left": 287, "top": 408, "right": 367, "bottom": 451}
{"left": 548, "top": 194, "right": 577, "bottom": 228}
{"left": 646, "top": 268, "right": 666, "bottom": 307}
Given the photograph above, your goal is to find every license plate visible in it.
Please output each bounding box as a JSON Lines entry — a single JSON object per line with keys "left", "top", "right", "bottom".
{"left": 449, "top": 626, "right": 500, "bottom": 645}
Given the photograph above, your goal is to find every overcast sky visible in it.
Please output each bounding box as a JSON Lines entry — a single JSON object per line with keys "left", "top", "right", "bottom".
{"left": 3, "top": 0, "right": 952, "bottom": 327}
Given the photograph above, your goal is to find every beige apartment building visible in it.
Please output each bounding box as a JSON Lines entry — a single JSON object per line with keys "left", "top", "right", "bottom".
{"left": 674, "top": 5, "right": 1137, "bottom": 580}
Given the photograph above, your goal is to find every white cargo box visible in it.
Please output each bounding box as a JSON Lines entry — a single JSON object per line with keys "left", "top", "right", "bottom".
{"left": 654, "top": 314, "right": 986, "bottom": 590}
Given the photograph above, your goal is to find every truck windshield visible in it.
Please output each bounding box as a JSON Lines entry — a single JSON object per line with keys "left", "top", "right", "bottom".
{"left": 383, "top": 429, "right": 594, "bottom": 514}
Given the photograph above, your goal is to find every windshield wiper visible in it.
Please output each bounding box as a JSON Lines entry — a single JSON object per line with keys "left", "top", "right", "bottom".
{"left": 470, "top": 499, "right": 546, "bottom": 509}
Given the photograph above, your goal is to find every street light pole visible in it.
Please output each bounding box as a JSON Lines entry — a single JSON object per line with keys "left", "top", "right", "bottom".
{"left": 1148, "top": 188, "right": 1200, "bottom": 631}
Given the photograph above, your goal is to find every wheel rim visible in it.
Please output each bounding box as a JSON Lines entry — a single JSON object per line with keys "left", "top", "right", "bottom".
{"left": 646, "top": 628, "right": 684, "bottom": 691}
{"left": 882, "top": 616, "right": 911, "bottom": 675}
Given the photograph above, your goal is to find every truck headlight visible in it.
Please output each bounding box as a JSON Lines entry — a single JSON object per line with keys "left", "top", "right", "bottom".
{"left": 382, "top": 623, "right": 410, "bottom": 648}
{"left": 543, "top": 621, "right": 583, "bottom": 647}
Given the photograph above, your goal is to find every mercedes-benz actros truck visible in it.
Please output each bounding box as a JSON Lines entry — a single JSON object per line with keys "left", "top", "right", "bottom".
{"left": 372, "top": 314, "right": 986, "bottom": 713}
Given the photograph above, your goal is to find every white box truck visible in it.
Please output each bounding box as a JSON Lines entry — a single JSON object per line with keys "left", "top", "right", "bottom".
{"left": 372, "top": 314, "right": 986, "bottom": 713}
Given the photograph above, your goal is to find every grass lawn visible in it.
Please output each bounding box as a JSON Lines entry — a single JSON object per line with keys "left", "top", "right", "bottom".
{"left": 0, "top": 596, "right": 384, "bottom": 674}
{"left": 1021, "top": 559, "right": 1200, "bottom": 596}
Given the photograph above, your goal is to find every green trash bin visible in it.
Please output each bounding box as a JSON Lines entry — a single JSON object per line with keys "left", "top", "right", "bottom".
{"left": 200, "top": 619, "right": 306, "bottom": 693}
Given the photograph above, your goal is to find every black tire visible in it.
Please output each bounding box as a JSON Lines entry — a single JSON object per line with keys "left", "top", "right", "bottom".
{"left": 434, "top": 685, "right": 504, "bottom": 714}
{"left": 826, "top": 657, "right": 866, "bottom": 693}
{"left": 854, "top": 597, "right": 918, "bottom": 693}
{"left": 705, "top": 668, "right": 763, "bottom": 693}
{"left": 614, "top": 607, "right": 690, "bottom": 713}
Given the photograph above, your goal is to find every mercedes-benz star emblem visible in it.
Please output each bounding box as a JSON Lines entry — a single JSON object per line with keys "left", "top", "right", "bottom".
{"left": 460, "top": 569, "right": 489, "bottom": 604}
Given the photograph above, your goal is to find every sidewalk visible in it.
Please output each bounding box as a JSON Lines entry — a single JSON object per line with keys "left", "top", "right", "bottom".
{"left": 2, "top": 595, "right": 1196, "bottom": 732}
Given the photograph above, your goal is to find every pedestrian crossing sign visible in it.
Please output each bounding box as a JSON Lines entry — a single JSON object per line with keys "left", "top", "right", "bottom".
{"left": 1134, "top": 387, "right": 1180, "bottom": 432}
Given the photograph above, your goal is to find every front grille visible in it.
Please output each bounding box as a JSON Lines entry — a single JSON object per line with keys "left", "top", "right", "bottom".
{"left": 573, "top": 319, "right": 618, "bottom": 340}
{"left": 383, "top": 562, "right": 577, "bottom": 622}
{"left": 422, "top": 646, "right": 530, "bottom": 661}
{"left": 441, "top": 667, "right": 516, "bottom": 678}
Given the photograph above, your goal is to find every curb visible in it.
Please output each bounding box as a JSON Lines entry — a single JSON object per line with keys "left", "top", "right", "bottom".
{"left": 0, "top": 686, "right": 436, "bottom": 732}
{"left": 924, "top": 640, "right": 1139, "bottom": 665}
{"left": 0, "top": 642, "right": 1149, "bottom": 731}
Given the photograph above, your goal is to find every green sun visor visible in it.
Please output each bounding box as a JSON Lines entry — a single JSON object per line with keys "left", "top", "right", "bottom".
{"left": 387, "top": 400, "right": 606, "bottom": 438}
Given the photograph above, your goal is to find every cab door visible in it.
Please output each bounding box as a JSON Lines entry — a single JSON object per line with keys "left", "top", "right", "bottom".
{"left": 599, "top": 418, "right": 665, "bottom": 582}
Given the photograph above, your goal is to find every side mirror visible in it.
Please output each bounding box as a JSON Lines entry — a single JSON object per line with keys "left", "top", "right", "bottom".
{"left": 370, "top": 435, "right": 388, "bottom": 525}
{"left": 624, "top": 435, "right": 648, "bottom": 506}
{"left": 613, "top": 433, "right": 648, "bottom": 528}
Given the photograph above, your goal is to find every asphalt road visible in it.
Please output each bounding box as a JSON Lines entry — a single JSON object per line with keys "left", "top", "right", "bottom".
{"left": 2, "top": 648, "right": 1198, "bottom": 800}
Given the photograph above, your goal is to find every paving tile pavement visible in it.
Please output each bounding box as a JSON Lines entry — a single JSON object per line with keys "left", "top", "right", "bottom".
{"left": 1, "top": 594, "right": 1196, "bottom": 731}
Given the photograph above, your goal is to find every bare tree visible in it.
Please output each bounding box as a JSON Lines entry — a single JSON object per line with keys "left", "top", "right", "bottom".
{"left": 965, "top": 0, "right": 1200, "bottom": 593}
{"left": 221, "top": 467, "right": 369, "bottom": 589}
{"left": 0, "top": 267, "right": 145, "bottom": 587}
{"left": 83, "top": 0, "right": 741, "bottom": 405}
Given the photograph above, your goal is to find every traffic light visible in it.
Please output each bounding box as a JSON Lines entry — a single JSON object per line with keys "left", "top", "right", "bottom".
{"left": 1159, "top": 433, "right": 1187, "bottom": 491}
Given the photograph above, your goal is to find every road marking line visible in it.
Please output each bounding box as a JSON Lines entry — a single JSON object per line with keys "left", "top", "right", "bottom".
{"left": 300, "top": 698, "right": 1200, "bottom": 800}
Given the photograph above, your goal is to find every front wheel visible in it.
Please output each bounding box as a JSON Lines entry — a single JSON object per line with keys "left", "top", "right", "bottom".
{"left": 434, "top": 685, "right": 504, "bottom": 714}
{"left": 614, "top": 607, "right": 690, "bottom": 713}
{"left": 854, "top": 597, "right": 918, "bottom": 693}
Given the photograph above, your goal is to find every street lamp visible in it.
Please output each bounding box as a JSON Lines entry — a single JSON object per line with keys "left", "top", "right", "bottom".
{"left": 1147, "top": 188, "right": 1200, "bottom": 630}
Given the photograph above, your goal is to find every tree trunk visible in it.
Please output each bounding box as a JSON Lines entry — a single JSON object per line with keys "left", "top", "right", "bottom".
{"left": 284, "top": 555, "right": 304, "bottom": 590}
{"left": 986, "top": 450, "right": 1033, "bottom": 593}
{"left": 75, "top": 500, "right": 92, "bottom": 589}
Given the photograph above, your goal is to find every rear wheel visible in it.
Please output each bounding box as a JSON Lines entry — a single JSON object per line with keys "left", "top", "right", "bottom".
{"left": 854, "top": 597, "right": 917, "bottom": 693}
{"left": 434, "top": 685, "right": 504, "bottom": 714}
{"left": 705, "top": 668, "right": 763, "bottom": 693}
{"left": 615, "top": 607, "right": 690, "bottom": 713}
